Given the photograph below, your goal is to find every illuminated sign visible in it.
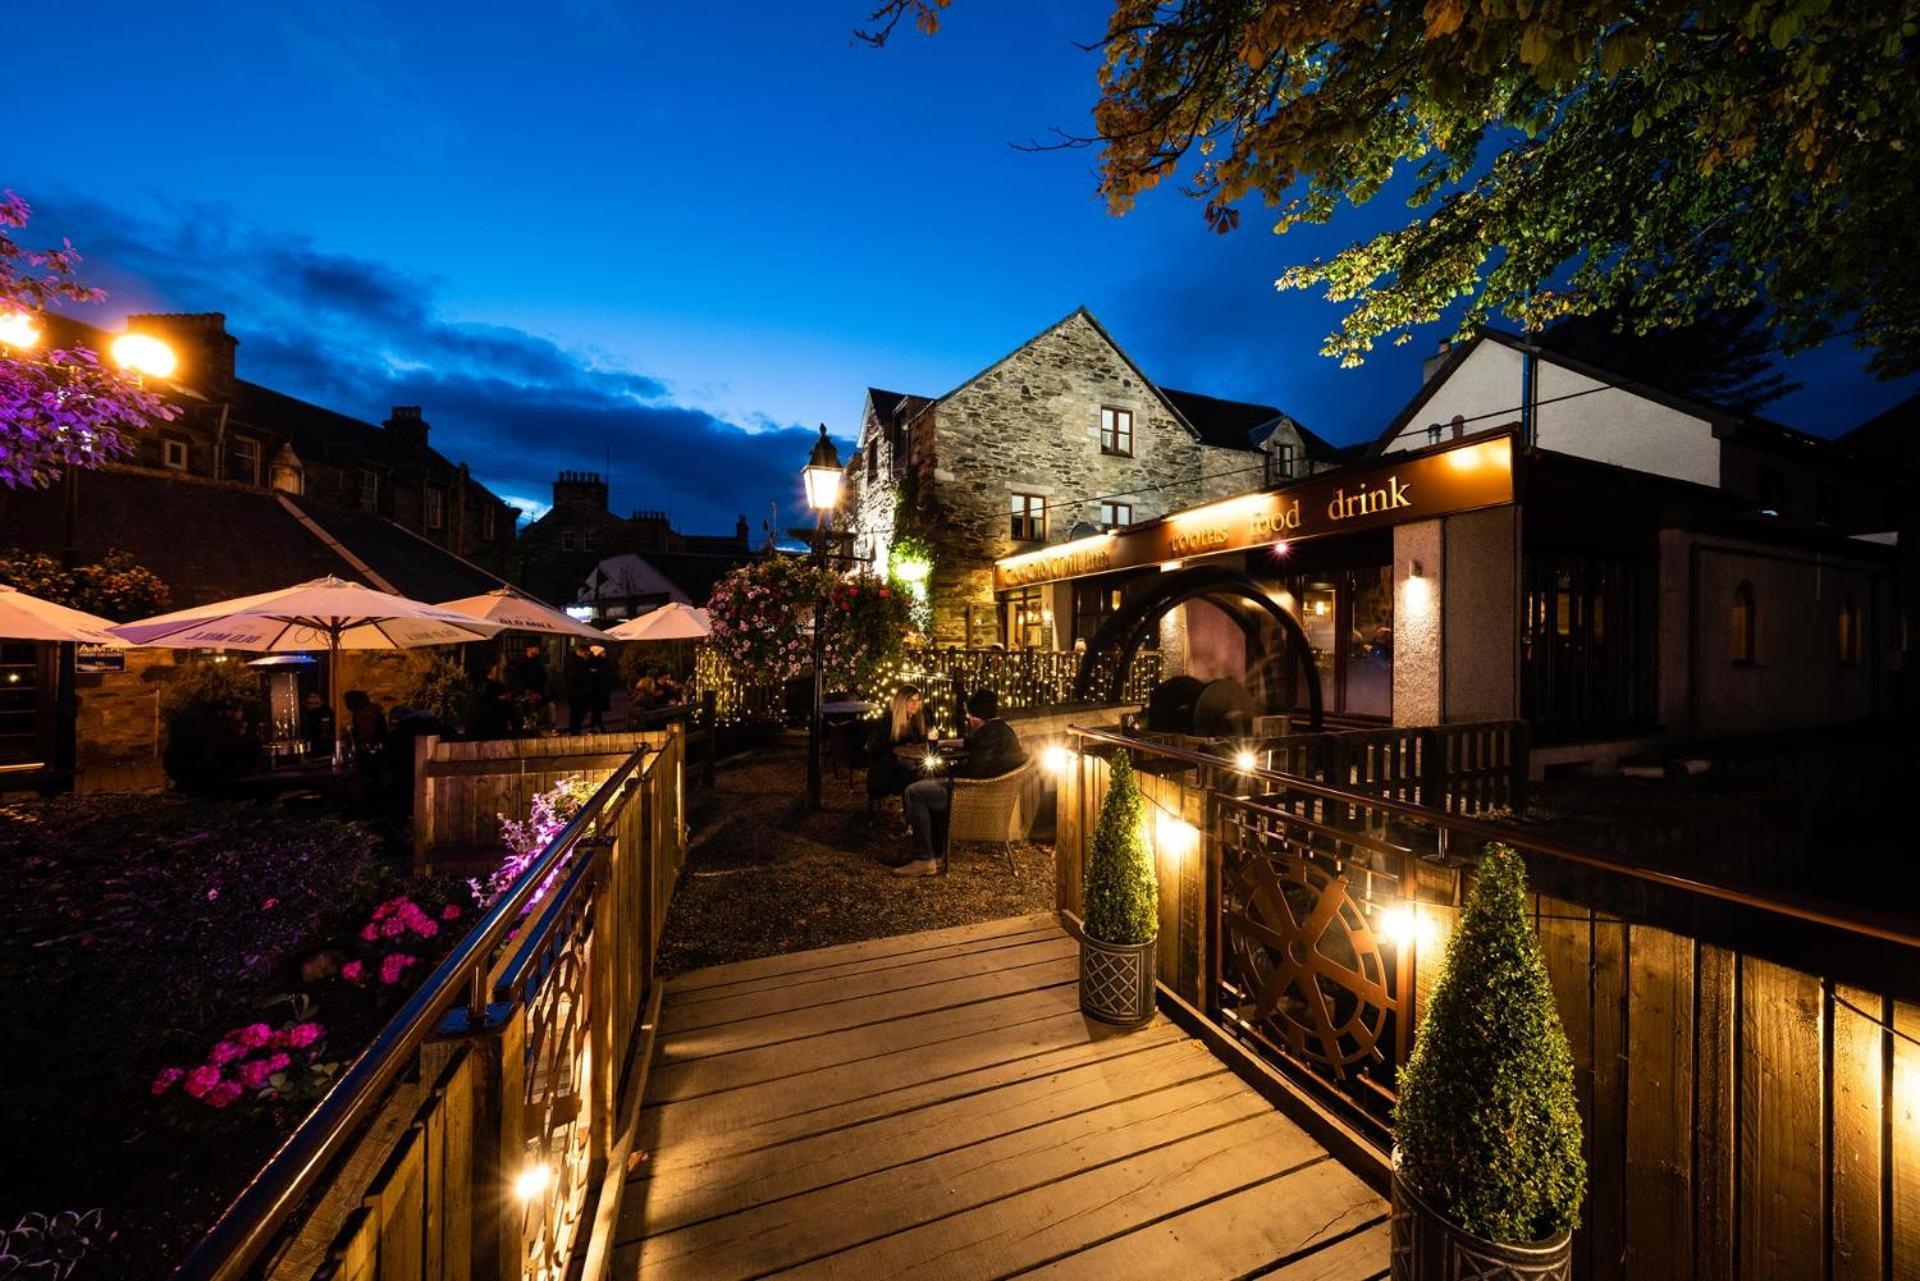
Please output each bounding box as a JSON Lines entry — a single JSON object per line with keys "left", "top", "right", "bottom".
{"left": 992, "top": 431, "right": 1515, "bottom": 591}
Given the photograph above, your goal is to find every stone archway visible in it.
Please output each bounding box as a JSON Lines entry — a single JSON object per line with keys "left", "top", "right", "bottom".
{"left": 1072, "top": 565, "right": 1324, "bottom": 730}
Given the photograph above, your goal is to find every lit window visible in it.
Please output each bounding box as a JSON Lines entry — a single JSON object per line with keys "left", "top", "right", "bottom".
{"left": 226, "top": 437, "right": 260, "bottom": 486}
{"left": 1100, "top": 407, "right": 1133, "bottom": 457}
{"left": 1098, "top": 501, "right": 1132, "bottom": 530}
{"left": 162, "top": 440, "right": 188, "bottom": 470}
{"left": 1838, "top": 594, "right": 1860, "bottom": 665}
{"left": 1010, "top": 492, "right": 1047, "bottom": 542}
{"left": 1269, "top": 442, "right": 1296, "bottom": 483}
{"left": 1730, "top": 581, "right": 1756, "bottom": 663}
{"left": 424, "top": 486, "right": 445, "bottom": 530}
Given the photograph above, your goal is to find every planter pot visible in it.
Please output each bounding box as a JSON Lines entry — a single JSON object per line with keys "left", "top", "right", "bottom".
{"left": 1079, "top": 933, "right": 1157, "bottom": 1027}
{"left": 1389, "top": 1159, "right": 1572, "bottom": 1281}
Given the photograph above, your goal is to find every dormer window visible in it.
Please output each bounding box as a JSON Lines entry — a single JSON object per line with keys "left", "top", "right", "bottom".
{"left": 226, "top": 437, "right": 261, "bottom": 486}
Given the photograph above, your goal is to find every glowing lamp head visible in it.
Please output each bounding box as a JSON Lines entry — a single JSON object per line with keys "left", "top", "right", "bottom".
{"left": 0, "top": 311, "right": 42, "bottom": 350}
{"left": 111, "top": 332, "right": 177, "bottom": 380}
{"left": 801, "top": 423, "right": 843, "bottom": 512}
{"left": 513, "top": 1161, "right": 551, "bottom": 1202}
{"left": 1373, "top": 902, "right": 1436, "bottom": 951}
{"left": 1233, "top": 748, "right": 1258, "bottom": 772}
{"left": 1041, "top": 743, "right": 1074, "bottom": 776}
{"left": 1153, "top": 810, "right": 1200, "bottom": 862}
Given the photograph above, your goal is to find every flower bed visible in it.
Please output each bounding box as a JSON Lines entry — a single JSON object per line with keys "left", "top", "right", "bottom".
{"left": 0, "top": 794, "right": 468, "bottom": 1278}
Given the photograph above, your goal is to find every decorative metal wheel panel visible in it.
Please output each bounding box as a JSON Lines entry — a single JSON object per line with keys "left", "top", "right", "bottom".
{"left": 516, "top": 890, "right": 599, "bottom": 1281}
{"left": 1219, "top": 806, "right": 1401, "bottom": 1083}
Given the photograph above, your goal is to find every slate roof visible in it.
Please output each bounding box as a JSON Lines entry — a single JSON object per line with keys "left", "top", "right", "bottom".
{"left": 1841, "top": 392, "right": 1920, "bottom": 472}
{"left": 228, "top": 381, "right": 463, "bottom": 479}
{"left": 1158, "top": 387, "right": 1340, "bottom": 459}
{"left": 0, "top": 468, "right": 507, "bottom": 610}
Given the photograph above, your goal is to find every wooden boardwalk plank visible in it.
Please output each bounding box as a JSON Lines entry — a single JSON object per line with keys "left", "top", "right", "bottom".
{"left": 615, "top": 916, "right": 1383, "bottom": 1281}
{"left": 664, "top": 913, "right": 1059, "bottom": 994}
{"left": 1017, "top": 1157, "right": 1385, "bottom": 1280}
{"left": 656, "top": 953, "right": 1079, "bottom": 1060}
{"left": 662, "top": 935, "right": 1077, "bottom": 1032}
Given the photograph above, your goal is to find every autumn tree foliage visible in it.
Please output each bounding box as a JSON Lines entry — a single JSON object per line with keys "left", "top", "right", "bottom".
{"left": 1, "top": 189, "right": 176, "bottom": 488}
{"left": 865, "top": 0, "right": 1920, "bottom": 376}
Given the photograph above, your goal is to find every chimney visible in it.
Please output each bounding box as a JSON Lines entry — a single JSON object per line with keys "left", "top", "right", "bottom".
{"left": 125, "top": 312, "right": 237, "bottom": 393}
{"left": 383, "top": 405, "right": 430, "bottom": 446}
{"left": 1420, "top": 338, "right": 1454, "bottom": 387}
{"left": 551, "top": 470, "right": 609, "bottom": 514}
{"left": 735, "top": 513, "right": 749, "bottom": 546}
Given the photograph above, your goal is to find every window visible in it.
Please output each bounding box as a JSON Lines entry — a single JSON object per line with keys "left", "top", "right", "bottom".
{"left": 866, "top": 439, "right": 878, "bottom": 482}
{"left": 359, "top": 469, "right": 379, "bottom": 510}
{"left": 1010, "top": 492, "right": 1047, "bottom": 541}
{"left": 1269, "top": 442, "right": 1296, "bottom": 483}
{"left": 1838, "top": 594, "right": 1860, "bottom": 665}
{"left": 482, "top": 505, "right": 497, "bottom": 542}
{"left": 1757, "top": 466, "right": 1787, "bottom": 517}
{"left": 1099, "top": 407, "right": 1133, "bottom": 457}
{"left": 1098, "top": 501, "right": 1133, "bottom": 530}
{"left": 226, "top": 437, "right": 260, "bottom": 486}
{"left": 561, "top": 529, "right": 576, "bottom": 552}
{"left": 1004, "top": 587, "right": 1049, "bottom": 649}
{"left": 1730, "top": 581, "right": 1756, "bottom": 663}
{"left": 582, "top": 528, "right": 597, "bottom": 552}
{"left": 162, "top": 439, "right": 189, "bottom": 470}
{"left": 424, "top": 486, "right": 445, "bottom": 530}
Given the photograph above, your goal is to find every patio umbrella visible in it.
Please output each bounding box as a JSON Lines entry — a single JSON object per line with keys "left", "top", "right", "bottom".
{"left": 435, "top": 586, "right": 606, "bottom": 640}
{"left": 605, "top": 602, "right": 711, "bottom": 642}
{"left": 0, "top": 583, "right": 126, "bottom": 645}
{"left": 111, "top": 575, "right": 509, "bottom": 732}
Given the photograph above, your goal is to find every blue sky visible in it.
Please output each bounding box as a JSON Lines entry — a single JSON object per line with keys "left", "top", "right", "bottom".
{"left": 9, "top": 0, "right": 1913, "bottom": 531}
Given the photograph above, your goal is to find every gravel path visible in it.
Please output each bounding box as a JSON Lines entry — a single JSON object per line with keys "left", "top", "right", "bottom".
{"left": 656, "top": 740, "right": 1056, "bottom": 976}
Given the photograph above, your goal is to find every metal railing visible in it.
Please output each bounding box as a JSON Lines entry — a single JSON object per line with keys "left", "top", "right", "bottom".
{"left": 174, "top": 730, "right": 684, "bottom": 1281}
{"left": 1056, "top": 725, "right": 1920, "bottom": 1281}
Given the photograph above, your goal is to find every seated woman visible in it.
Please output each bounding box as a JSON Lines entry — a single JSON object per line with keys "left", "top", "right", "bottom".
{"left": 865, "top": 684, "right": 932, "bottom": 807}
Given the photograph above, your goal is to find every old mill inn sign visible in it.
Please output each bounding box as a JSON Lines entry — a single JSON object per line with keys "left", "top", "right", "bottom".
{"left": 994, "top": 430, "right": 1516, "bottom": 590}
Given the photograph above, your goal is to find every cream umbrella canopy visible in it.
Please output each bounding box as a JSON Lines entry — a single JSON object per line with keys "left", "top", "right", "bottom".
{"left": 111, "top": 575, "right": 510, "bottom": 734}
{"left": 435, "top": 587, "right": 606, "bottom": 640}
{"left": 604, "top": 602, "right": 711, "bottom": 642}
{"left": 0, "top": 583, "right": 126, "bottom": 645}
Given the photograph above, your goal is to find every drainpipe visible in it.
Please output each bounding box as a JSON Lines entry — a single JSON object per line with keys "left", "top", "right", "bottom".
{"left": 1519, "top": 350, "right": 1539, "bottom": 447}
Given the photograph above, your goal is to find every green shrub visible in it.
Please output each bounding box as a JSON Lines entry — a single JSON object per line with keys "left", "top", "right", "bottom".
{"left": 1393, "top": 844, "right": 1586, "bottom": 1243}
{"left": 398, "top": 650, "right": 475, "bottom": 724}
{"left": 1083, "top": 751, "right": 1158, "bottom": 945}
{"left": 160, "top": 661, "right": 265, "bottom": 791}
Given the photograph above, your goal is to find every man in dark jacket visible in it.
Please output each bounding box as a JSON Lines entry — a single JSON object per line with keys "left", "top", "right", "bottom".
{"left": 894, "top": 689, "right": 1026, "bottom": 877}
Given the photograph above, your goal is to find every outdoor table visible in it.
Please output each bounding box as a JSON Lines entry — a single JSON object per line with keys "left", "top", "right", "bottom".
{"left": 895, "top": 742, "right": 967, "bottom": 777}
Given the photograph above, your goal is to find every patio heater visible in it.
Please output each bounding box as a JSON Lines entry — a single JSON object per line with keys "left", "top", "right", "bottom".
{"left": 800, "top": 424, "right": 843, "bottom": 811}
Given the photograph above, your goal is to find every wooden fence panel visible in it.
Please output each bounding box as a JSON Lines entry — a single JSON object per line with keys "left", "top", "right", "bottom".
{"left": 1832, "top": 985, "right": 1885, "bottom": 1281}
{"left": 1624, "top": 925, "right": 1693, "bottom": 1281}
{"left": 1589, "top": 914, "right": 1628, "bottom": 1281}
{"left": 1694, "top": 943, "right": 1738, "bottom": 1281}
{"left": 1894, "top": 1000, "right": 1920, "bottom": 1281}
{"left": 366, "top": 1129, "right": 426, "bottom": 1280}
{"left": 1739, "top": 956, "right": 1825, "bottom": 1281}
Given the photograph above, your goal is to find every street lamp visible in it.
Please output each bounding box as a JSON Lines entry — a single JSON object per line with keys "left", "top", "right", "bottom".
{"left": 802, "top": 423, "right": 842, "bottom": 811}
{"left": 0, "top": 311, "right": 42, "bottom": 351}
{"left": 111, "top": 331, "right": 179, "bottom": 382}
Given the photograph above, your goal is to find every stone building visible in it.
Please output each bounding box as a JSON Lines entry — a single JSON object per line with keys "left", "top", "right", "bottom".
{"left": 843, "top": 308, "right": 1340, "bottom": 647}
{"left": 516, "top": 471, "right": 753, "bottom": 607}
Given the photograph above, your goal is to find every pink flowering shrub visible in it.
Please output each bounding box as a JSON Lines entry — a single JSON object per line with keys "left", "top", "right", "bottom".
{"left": 706, "top": 556, "right": 914, "bottom": 696}
{"left": 150, "top": 997, "right": 336, "bottom": 1116}
{"left": 336, "top": 894, "right": 464, "bottom": 996}
{"left": 472, "top": 776, "right": 597, "bottom": 911}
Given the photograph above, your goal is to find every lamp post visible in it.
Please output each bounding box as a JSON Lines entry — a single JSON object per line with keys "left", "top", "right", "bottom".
{"left": 800, "top": 423, "right": 843, "bottom": 811}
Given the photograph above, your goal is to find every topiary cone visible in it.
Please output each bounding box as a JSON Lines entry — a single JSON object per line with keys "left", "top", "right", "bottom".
{"left": 1392, "top": 843, "right": 1585, "bottom": 1246}
{"left": 1083, "top": 750, "right": 1157, "bottom": 945}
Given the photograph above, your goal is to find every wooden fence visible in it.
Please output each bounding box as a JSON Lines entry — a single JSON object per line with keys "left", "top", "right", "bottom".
{"left": 179, "top": 730, "right": 687, "bottom": 1281}
{"left": 1056, "top": 728, "right": 1920, "bottom": 1281}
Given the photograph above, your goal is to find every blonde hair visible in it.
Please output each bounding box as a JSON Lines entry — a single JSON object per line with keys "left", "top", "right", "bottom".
{"left": 889, "top": 685, "right": 925, "bottom": 743}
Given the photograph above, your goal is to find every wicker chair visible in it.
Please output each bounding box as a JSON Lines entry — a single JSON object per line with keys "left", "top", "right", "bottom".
{"left": 943, "top": 757, "right": 1040, "bottom": 875}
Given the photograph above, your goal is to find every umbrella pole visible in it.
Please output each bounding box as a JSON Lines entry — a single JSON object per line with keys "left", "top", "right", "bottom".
{"left": 329, "top": 631, "right": 343, "bottom": 760}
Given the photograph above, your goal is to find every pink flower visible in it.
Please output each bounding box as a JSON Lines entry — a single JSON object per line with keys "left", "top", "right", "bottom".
{"left": 208, "top": 1040, "right": 248, "bottom": 1065}
{"left": 236, "top": 1023, "right": 274, "bottom": 1048}
{"left": 206, "top": 1081, "right": 245, "bottom": 1109}
{"left": 267, "top": 1051, "right": 292, "bottom": 1071}
{"left": 206, "top": 887, "right": 220, "bottom": 901}
{"left": 380, "top": 916, "right": 407, "bottom": 938}
{"left": 441, "top": 905, "right": 462, "bottom": 921}
{"left": 237, "top": 1059, "right": 274, "bottom": 1089}
{"left": 151, "top": 1066, "right": 186, "bottom": 1096}
{"left": 260, "top": 897, "right": 279, "bottom": 911}
{"left": 341, "top": 960, "right": 365, "bottom": 982}
{"left": 359, "top": 923, "right": 380, "bottom": 942}
{"left": 379, "top": 953, "right": 418, "bottom": 985}
{"left": 285, "top": 1022, "right": 324, "bottom": 1049}
{"left": 413, "top": 919, "right": 439, "bottom": 939}
{"left": 183, "top": 1065, "right": 221, "bottom": 1099}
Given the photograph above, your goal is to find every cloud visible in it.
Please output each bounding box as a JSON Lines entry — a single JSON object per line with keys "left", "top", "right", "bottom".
{"left": 34, "top": 195, "right": 849, "bottom": 536}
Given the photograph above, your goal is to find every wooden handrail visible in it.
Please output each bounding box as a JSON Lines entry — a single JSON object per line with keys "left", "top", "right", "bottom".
{"left": 170, "top": 744, "right": 653, "bottom": 1281}
{"left": 1067, "top": 724, "right": 1920, "bottom": 954}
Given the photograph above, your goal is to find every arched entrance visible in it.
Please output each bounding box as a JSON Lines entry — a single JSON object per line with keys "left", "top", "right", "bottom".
{"left": 1072, "top": 565, "right": 1325, "bottom": 730}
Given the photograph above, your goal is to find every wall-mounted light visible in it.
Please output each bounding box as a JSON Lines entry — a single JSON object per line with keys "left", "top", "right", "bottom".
{"left": 1271, "top": 540, "right": 1291, "bottom": 558}
{"left": 1408, "top": 560, "right": 1425, "bottom": 579}
{"left": 1154, "top": 810, "right": 1200, "bottom": 862}
{"left": 1160, "top": 560, "right": 1184, "bottom": 573}
{"left": 1041, "top": 743, "right": 1075, "bottom": 776}
{"left": 1373, "top": 902, "right": 1437, "bottom": 951}
{"left": 513, "top": 1160, "right": 551, "bottom": 1203}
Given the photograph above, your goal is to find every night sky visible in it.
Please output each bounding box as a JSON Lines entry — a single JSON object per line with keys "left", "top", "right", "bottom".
{"left": 11, "top": 0, "right": 1915, "bottom": 533}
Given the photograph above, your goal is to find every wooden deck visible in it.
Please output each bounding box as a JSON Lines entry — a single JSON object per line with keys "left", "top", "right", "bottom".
{"left": 612, "top": 912, "right": 1388, "bottom": 1280}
